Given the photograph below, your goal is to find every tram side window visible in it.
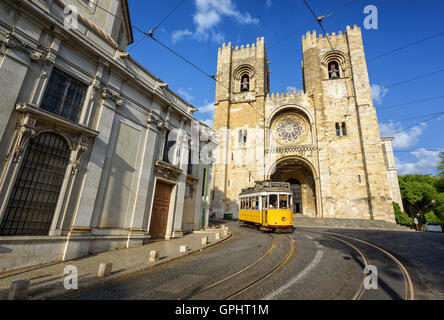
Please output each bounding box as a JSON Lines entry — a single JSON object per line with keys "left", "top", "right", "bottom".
{"left": 255, "top": 197, "right": 259, "bottom": 210}
{"left": 241, "top": 198, "right": 244, "bottom": 210}
{"left": 262, "top": 196, "right": 268, "bottom": 210}
{"left": 279, "top": 195, "right": 288, "bottom": 209}
{"left": 269, "top": 194, "right": 278, "bottom": 209}
{"left": 247, "top": 197, "right": 251, "bottom": 210}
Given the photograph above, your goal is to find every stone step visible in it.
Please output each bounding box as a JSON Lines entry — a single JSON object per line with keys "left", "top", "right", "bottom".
{"left": 292, "top": 215, "right": 413, "bottom": 231}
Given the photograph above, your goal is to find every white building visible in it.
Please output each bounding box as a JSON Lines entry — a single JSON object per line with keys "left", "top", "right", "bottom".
{"left": 0, "top": 0, "right": 214, "bottom": 272}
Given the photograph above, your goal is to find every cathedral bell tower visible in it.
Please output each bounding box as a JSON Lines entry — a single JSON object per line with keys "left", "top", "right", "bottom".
{"left": 212, "top": 37, "right": 270, "bottom": 215}
{"left": 301, "top": 25, "right": 396, "bottom": 221}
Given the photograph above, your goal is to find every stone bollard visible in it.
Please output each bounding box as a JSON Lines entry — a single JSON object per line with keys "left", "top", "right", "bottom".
{"left": 98, "top": 263, "right": 113, "bottom": 278}
{"left": 8, "top": 280, "right": 30, "bottom": 300}
{"left": 180, "top": 245, "right": 188, "bottom": 253}
{"left": 223, "top": 229, "right": 228, "bottom": 236}
{"left": 201, "top": 236, "right": 208, "bottom": 246}
{"left": 149, "top": 250, "right": 159, "bottom": 263}
{"left": 215, "top": 233, "right": 221, "bottom": 240}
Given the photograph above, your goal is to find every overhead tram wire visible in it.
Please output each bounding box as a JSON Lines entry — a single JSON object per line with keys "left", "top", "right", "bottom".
{"left": 86, "top": 0, "right": 186, "bottom": 52}
{"left": 301, "top": 0, "right": 335, "bottom": 51}
{"left": 129, "top": 0, "right": 186, "bottom": 52}
{"left": 90, "top": 0, "right": 442, "bottom": 123}
{"left": 380, "top": 111, "right": 444, "bottom": 124}
{"left": 269, "top": 0, "right": 361, "bottom": 49}
{"left": 383, "top": 67, "right": 444, "bottom": 89}
{"left": 80, "top": 1, "right": 444, "bottom": 161}
{"left": 378, "top": 95, "right": 444, "bottom": 111}
{"left": 396, "top": 112, "right": 444, "bottom": 133}
{"left": 393, "top": 149, "right": 443, "bottom": 153}
{"left": 148, "top": 0, "right": 186, "bottom": 36}
{"left": 367, "top": 31, "right": 444, "bottom": 63}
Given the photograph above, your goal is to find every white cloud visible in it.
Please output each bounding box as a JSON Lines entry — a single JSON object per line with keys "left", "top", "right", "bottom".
{"left": 266, "top": 0, "right": 273, "bottom": 8}
{"left": 178, "top": 87, "right": 194, "bottom": 102}
{"left": 201, "top": 118, "right": 214, "bottom": 128}
{"left": 371, "top": 84, "right": 388, "bottom": 105}
{"left": 286, "top": 86, "right": 300, "bottom": 93}
{"left": 172, "top": 29, "right": 193, "bottom": 43}
{"left": 195, "top": 101, "right": 215, "bottom": 128}
{"left": 396, "top": 149, "right": 442, "bottom": 175}
{"left": 172, "top": 0, "right": 258, "bottom": 43}
{"left": 379, "top": 122, "right": 426, "bottom": 149}
{"left": 197, "top": 100, "right": 215, "bottom": 114}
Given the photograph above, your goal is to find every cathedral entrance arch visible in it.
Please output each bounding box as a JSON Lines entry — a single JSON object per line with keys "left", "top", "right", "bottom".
{"left": 268, "top": 157, "right": 318, "bottom": 217}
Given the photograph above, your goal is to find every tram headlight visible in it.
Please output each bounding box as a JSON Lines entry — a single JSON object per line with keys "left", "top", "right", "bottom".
{"left": 282, "top": 217, "right": 286, "bottom": 222}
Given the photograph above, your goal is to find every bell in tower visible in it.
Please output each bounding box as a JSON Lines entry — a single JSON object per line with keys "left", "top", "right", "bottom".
{"left": 241, "top": 74, "right": 250, "bottom": 91}
{"left": 328, "top": 61, "right": 340, "bottom": 79}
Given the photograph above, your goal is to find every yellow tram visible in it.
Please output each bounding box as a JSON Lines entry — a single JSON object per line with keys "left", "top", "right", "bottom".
{"left": 238, "top": 181, "right": 294, "bottom": 233}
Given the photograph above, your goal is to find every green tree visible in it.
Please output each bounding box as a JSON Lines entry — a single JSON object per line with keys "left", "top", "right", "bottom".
{"left": 439, "top": 152, "right": 444, "bottom": 177}
{"left": 435, "top": 176, "right": 444, "bottom": 193}
{"left": 424, "top": 210, "right": 440, "bottom": 223}
{"left": 398, "top": 174, "right": 444, "bottom": 228}
{"left": 398, "top": 175, "right": 438, "bottom": 215}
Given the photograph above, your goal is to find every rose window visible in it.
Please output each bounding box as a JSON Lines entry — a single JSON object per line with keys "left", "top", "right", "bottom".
{"left": 275, "top": 116, "right": 306, "bottom": 144}
{"left": 277, "top": 118, "right": 304, "bottom": 142}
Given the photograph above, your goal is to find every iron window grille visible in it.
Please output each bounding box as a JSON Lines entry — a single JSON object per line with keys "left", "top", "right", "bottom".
{"left": 163, "top": 130, "right": 176, "bottom": 164}
{"left": 0, "top": 133, "right": 71, "bottom": 236}
{"left": 40, "top": 68, "right": 87, "bottom": 122}
{"left": 187, "top": 146, "right": 193, "bottom": 175}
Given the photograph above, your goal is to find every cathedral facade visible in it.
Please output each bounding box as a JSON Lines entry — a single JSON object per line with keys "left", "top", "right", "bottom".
{"left": 211, "top": 25, "right": 403, "bottom": 222}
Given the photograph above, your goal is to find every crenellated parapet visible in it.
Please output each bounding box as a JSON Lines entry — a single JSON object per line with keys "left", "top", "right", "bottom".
{"left": 268, "top": 89, "right": 306, "bottom": 99}
{"left": 302, "top": 25, "right": 361, "bottom": 51}
{"left": 266, "top": 89, "right": 312, "bottom": 106}
{"left": 219, "top": 36, "right": 265, "bottom": 54}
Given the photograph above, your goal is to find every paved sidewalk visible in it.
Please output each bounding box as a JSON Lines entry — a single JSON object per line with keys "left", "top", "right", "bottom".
{"left": 0, "top": 227, "right": 232, "bottom": 300}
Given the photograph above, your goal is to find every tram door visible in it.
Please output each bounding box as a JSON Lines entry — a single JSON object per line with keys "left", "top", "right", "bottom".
{"left": 261, "top": 196, "right": 268, "bottom": 225}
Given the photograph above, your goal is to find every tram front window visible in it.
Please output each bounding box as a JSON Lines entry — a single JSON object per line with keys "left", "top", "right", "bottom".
{"left": 269, "top": 194, "right": 278, "bottom": 209}
{"left": 279, "top": 195, "right": 289, "bottom": 209}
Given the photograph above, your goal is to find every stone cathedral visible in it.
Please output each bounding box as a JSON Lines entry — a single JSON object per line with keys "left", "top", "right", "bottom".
{"left": 210, "top": 25, "right": 403, "bottom": 223}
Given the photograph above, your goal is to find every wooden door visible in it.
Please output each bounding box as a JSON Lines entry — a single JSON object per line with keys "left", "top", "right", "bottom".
{"left": 149, "top": 181, "right": 173, "bottom": 239}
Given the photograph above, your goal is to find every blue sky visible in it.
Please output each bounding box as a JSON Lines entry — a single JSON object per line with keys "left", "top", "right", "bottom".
{"left": 126, "top": 0, "right": 444, "bottom": 175}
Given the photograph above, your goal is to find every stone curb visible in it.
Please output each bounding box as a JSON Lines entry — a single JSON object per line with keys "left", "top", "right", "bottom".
{"left": 295, "top": 225, "right": 415, "bottom": 232}
{"left": 28, "top": 231, "right": 233, "bottom": 300}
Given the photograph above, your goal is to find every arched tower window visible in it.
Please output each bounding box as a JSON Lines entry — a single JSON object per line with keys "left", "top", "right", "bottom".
{"left": 0, "top": 132, "right": 71, "bottom": 236}
{"left": 328, "top": 61, "right": 340, "bottom": 79}
{"left": 241, "top": 74, "right": 250, "bottom": 92}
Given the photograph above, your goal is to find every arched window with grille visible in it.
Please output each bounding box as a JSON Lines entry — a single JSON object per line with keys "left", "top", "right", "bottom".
{"left": 0, "top": 132, "right": 71, "bottom": 236}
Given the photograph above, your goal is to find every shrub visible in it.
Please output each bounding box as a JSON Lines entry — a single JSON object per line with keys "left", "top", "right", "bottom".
{"left": 393, "top": 202, "right": 413, "bottom": 227}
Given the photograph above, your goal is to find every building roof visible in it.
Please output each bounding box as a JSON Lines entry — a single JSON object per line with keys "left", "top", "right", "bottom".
{"left": 122, "top": 0, "right": 134, "bottom": 45}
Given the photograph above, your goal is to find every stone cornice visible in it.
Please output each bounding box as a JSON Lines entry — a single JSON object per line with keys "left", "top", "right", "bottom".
{"left": 266, "top": 145, "right": 318, "bottom": 155}
{"left": 15, "top": 104, "right": 99, "bottom": 138}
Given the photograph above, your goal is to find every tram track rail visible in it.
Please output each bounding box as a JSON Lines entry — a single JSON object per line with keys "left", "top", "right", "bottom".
{"left": 304, "top": 229, "right": 415, "bottom": 300}
{"left": 179, "top": 233, "right": 295, "bottom": 300}
{"left": 222, "top": 235, "right": 295, "bottom": 300}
